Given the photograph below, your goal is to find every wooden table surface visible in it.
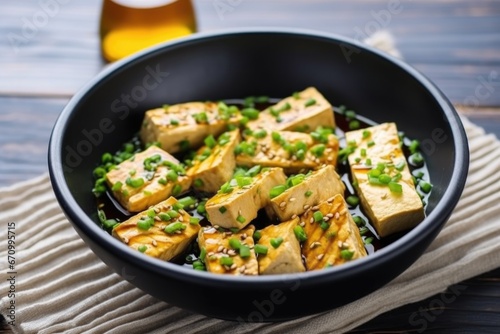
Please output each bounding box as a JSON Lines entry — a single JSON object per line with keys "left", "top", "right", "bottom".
{"left": 1, "top": 0, "right": 500, "bottom": 332}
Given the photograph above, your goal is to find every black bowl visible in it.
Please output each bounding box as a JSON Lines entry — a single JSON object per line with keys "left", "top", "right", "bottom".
{"left": 48, "top": 28, "right": 469, "bottom": 322}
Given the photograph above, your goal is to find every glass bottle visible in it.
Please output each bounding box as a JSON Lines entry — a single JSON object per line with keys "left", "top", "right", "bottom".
{"left": 99, "top": 0, "right": 197, "bottom": 62}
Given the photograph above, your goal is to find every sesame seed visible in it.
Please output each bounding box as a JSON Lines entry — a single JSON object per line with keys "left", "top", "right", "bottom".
{"left": 327, "top": 157, "right": 333, "bottom": 162}
{"left": 310, "top": 241, "right": 321, "bottom": 249}
{"left": 312, "top": 205, "right": 319, "bottom": 211}
{"left": 300, "top": 221, "right": 305, "bottom": 227}
{"left": 326, "top": 213, "right": 334, "bottom": 218}
{"left": 337, "top": 241, "right": 343, "bottom": 248}
{"left": 289, "top": 197, "right": 296, "bottom": 202}
{"left": 228, "top": 249, "right": 237, "bottom": 256}
{"left": 317, "top": 254, "right": 324, "bottom": 260}
{"left": 334, "top": 212, "right": 340, "bottom": 220}
{"left": 241, "top": 233, "right": 247, "bottom": 240}
{"left": 327, "top": 197, "right": 335, "bottom": 203}
{"left": 213, "top": 225, "right": 220, "bottom": 229}
{"left": 178, "top": 216, "right": 184, "bottom": 222}
{"left": 123, "top": 237, "right": 129, "bottom": 244}
{"left": 279, "top": 201, "right": 287, "bottom": 208}
{"left": 230, "top": 263, "right": 237, "bottom": 270}
{"left": 207, "top": 252, "right": 215, "bottom": 257}
{"left": 154, "top": 216, "right": 161, "bottom": 221}
{"left": 323, "top": 216, "right": 330, "bottom": 221}
{"left": 154, "top": 207, "right": 161, "bottom": 214}
{"left": 152, "top": 240, "right": 158, "bottom": 247}
{"left": 291, "top": 214, "right": 298, "bottom": 219}
{"left": 309, "top": 217, "right": 314, "bottom": 224}
{"left": 223, "top": 248, "right": 228, "bottom": 254}
{"left": 303, "top": 204, "right": 310, "bottom": 210}
{"left": 175, "top": 230, "right": 182, "bottom": 234}
{"left": 217, "top": 245, "right": 224, "bottom": 252}
{"left": 239, "top": 265, "right": 246, "bottom": 273}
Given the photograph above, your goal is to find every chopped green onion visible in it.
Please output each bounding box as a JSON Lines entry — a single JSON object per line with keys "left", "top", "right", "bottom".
{"left": 193, "top": 112, "right": 208, "bottom": 123}
{"left": 310, "top": 144, "right": 326, "bottom": 157}
{"left": 159, "top": 213, "right": 171, "bottom": 221}
{"left": 378, "top": 174, "right": 392, "bottom": 184}
{"left": 111, "top": 181, "right": 123, "bottom": 192}
{"left": 362, "top": 130, "right": 371, "bottom": 139}
{"left": 419, "top": 180, "right": 433, "bottom": 193}
{"left": 304, "top": 98, "right": 316, "bottom": 107}
{"left": 241, "top": 108, "right": 260, "bottom": 120}
{"left": 395, "top": 161, "right": 406, "bottom": 171}
{"left": 164, "top": 222, "right": 186, "bottom": 234}
{"left": 137, "top": 217, "right": 154, "bottom": 230}
{"left": 239, "top": 245, "right": 251, "bottom": 258}
{"left": 219, "top": 182, "right": 234, "bottom": 194}
{"left": 253, "top": 230, "right": 262, "bottom": 242}
{"left": 171, "top": 184, "right": 182, "bottom": 196}
{"left": 204, "top": 135, "right": 217, "bottom": 149}
{"left": 219, "top": 256, "right": 234, "bottom": 267}
{"left": 236, "top": 215, "right": 246, "bottom": 224}
{"left": 313, "top": 211, "right": 324, "bottom": 222}
{"left": 349, "top": 120, "right": 360, "bottom": 130}
{"left": 340, "top": 249, "right": 355, "bottom": 260}
{"left": 389, "top": 182, "right": 403, "bottom": 193}
{"left": 320, "top": 221, "right": 330, "bottom": 230}
{"left": 166, "top": 169, "right": 178, "bottom": 182}
{"left": 189, "top": 217, "right": 200, "bottom": 225}
{"left": 353, "top": 216, "right": 366, "bottom": 227}
{"left": 305, "top": 190, "right": 313, "bottom": 197}
{"left": 177, "top": 196, "right": 196, "bottom": 208}
{"left": 245, "top": 165, "right": 261, "bottom": 177}
{"left": 138, "top": 245, "right": 147, "bottom": 253}
{"left": 193, "top": 178, "right": 204, "bottom": 188}
{"left": 293, "top": 226, "right": 307, "bottom": 242}
{"left": 409, "top": 152, "right": 424, "bottom": 167}
{"left": 126, "top": 177, "right": 144, "bottom": 188}
{"left": 367, "top": 140, "right": 375, "bottom": 147}
{"left": 270, "top": 185, "right": 287, "bottom": 198}
{"left": 270, "top": 237, "right": 283, "bottom": 249}
{"left": 254, "top": 244, "right": 268, "bottom": 255}
{"left": 409, "top": 140, "right": 420, "bottom": 154}
{"left": 229, "top": 238, "right": 242, "bottom": 250}
{"left": 219, "top": 206, "right": 227, "bottom": 214}
{"left": 346, "top": 195, "right": 360, "bottom": 207}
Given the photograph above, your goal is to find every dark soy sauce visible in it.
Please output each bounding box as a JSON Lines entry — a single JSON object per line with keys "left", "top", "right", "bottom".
{"left": 96, "top": 99, "right": 431, "bottom": 266}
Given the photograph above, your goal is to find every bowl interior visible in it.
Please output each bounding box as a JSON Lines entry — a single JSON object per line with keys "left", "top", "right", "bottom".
{"left": 49, "top": 29, "right": 468, "bottom": 321}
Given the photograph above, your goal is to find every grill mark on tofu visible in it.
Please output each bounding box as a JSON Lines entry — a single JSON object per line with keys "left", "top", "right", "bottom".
{"left": 256, "top": 219, "right": 305, "bottom": 275}
{"left": 301, "top": 194, "right": 367, "bottom": 270}
{"left": 198, "top": 225, "right": 258, "bottom": 275}
{"left": 205, "top": 168, "right": 287, "bottom": 229}
{"left": 140, "top": 102, "right": 241, "bottom": 154}
{"left": 187, "top": 130, "right": 241, "bottom": 193}
{"left": 267, "top": 165, "right": 345, "bottom": 222}
{"left": 345, "top": 122, "right": 425, "bottom": 237}
{"left": 105, "top": 146, "right": 191, "bottom": 212}
{"left": 235, "top": 130, "right": 339, "bottom": 174}
{"left": 247, "top": 87, "right": 335, "bottom": 132}
{"left": 112, "top": 197, "right": 200, "bottom": 261}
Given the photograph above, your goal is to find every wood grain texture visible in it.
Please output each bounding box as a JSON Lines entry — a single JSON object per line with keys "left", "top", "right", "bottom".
{"left": 1, "top": 0, "right": 499, "bottom": 105}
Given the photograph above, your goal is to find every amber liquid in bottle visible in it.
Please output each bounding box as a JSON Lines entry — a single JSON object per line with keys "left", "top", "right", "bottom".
{"left": 99, "top": 0, "right": 197, "bottom": 62}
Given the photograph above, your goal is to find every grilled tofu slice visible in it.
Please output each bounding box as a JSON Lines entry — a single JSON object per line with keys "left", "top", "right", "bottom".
{"left": 106, "top": 146, "right": 191, "bottom": 212}
{"left": 266, "top": 165, "right": 345, "bottom": 222}
{"left": 186, "top": 130, "right": 241, "bottom": 193}
{"left": 301, "top": 194, "right": 367, "bottom": 270}
{"left": 255, "top": 219, "right": 305, "bottom": 275}
{"left": 205, "top": 167, "right": 287, "bottom": 230}
{"left": 235, "top": 129, "right": 339, "bottom": 174}
{"left": 345, "top": 122, "right": 425, "bottom": 237}
{"left": 247, "top": 87, "right": 335, "bottom": 132}
{"left": 140, "top": 102, "right": 240, "bottom": 154}
{"left": 198, "top": 224, "right": 258, "bottom": 275}
{"left": 112, "top": 196, "right": 200, "bottom": 260}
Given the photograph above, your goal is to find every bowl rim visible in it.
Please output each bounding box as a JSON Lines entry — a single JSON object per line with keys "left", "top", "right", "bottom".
{"left": 48, "top": 27, "right": 469, "bottom": 287}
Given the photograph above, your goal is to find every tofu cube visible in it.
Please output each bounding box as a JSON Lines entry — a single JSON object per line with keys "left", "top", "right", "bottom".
{"left": 186, "top": 130, "right": 241, "bottom": 193}
{"left": 140, "top": 102, "right": 240, "bottom": 154}
{"left": 255, "top": 219, "right": 305, "bottom": 275}
{"left": 205, "top": 167, "right": 287, "bottom": 230}
{"left": 247, "top": 87, "right": 335, "bottom": 132}
{"left": 266, "top": 165, "right": 345, "bottom": 222}
{"left": 112, "top": 196, "right": 200, "bottom": 261}
{"left": 301, "top": 194, "right": 367, "bottom": 270}
{"left": 198, "top": 224, "right": 258, "bottom": 275}
{"left": 235, "top": 130, "right": 339, "bottom": 174}
{"left": 345, "top": 122, "right": 425, "bottom": 237}
{"left": 106, "top": 146, "right": 191, "bottom": 212}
